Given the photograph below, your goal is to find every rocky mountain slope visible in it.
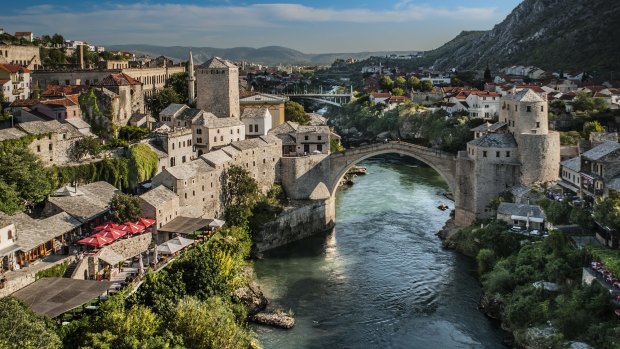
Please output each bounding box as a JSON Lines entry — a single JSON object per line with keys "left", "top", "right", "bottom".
{"left": 424, "top": 0, "right": 620, "bottom": 74}
{"left": 106, "top": 44, "right": 418, "bottom": 65}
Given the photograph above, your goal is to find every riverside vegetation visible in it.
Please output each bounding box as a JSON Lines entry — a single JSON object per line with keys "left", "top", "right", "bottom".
{"left": 0, "top": 165, "right": 287, "bottom": 349}
{"left": 448, "top": 220, "right": 620, "bottom": 348}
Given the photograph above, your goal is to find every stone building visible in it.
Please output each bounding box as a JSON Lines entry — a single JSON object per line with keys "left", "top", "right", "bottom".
{"left": 93, "top": 73, "right": 144, "bottom": 126}
{"left": 455, "top": 88, "right": 560, "bottom": 225}
{"left": 151, "top": 135, "right": 282, "bottom": 219}
{"left": 191, "top": 112, "right": 245, "bottom": 155}
{"left": 151, "top": 126, "right": 195, "bottom": 168}
{"left": 240, "top": 93, "right": 287, "bottom": 129}
{"left": 241, "top": 108, "right": 272, "bottom": 138}
{"left": 195, "top": 57, "right": 240, "bottom": 118}
{"left": 0, "top": 44, "right": 41, "bottom": 70}
{"left": 15, "top": 120, "right": 85, "bottom": 166}
{"left": 269, "top": 121, "right": 332, "bottom": 156}
{"left": 139, "top": 185, "right": 180, "bottom": 242}
{"left": 0, "top": 64, "right": 31, "bottom": 102}
{"left": 32, "top": 97, "right": 82, "bottom": 121}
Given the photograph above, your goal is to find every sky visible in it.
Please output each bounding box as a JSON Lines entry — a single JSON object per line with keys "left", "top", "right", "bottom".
{"left": 0, "top": 0, "right": 523, "bottom": 53}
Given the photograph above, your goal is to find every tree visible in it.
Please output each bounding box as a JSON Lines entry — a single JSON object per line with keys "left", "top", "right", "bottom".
{"left": 594, "top": 192, "right": 620, "bottom": 233}
{"left": 223, "top": 165, "right": 259, "bottom": 208}
{"left": 560, "top": 131, "right": 581, "bottom": 145}
{"left": 484, "top": 65, "right": 492, "bottom": 82}
{"left": 394, "top": 76, "right": 406, "bottom": 89}
{"left": 0, "top": 147, "right": 52, "bottom": 210}
{"left": 380, "top": 76, "right": 394, "bottom": 91}
{"left": 0, "top": 180, "right": 23, "bottom": 214}
{"left": 419, "top": 80, "right": 434, "bottom": 92}
{"left": 71, "top": 136, "right": 102, "bottom": 161}
{"left": 150, "top": 88, "right": 182, "bottom": 119}
{"left": 0, "top": 297, "right": 62, "bottom": 349}
{"left": 583, "top": 120, "right": 605, "bottom": 139}
{"left": 171, "top": 297, "right": 254, "bottom": 349}
{"left": 392, "top": 87, "right": 405, "bottom": 96}
{"left": 407, "top": 76, "right": 420, "bottom": 90}
{"left": 284, "top": 101, "right": 310, "bottom": 125}
{"left": 110, "top": 193, "right": 141, "bottom": 223}
{"left": 165, "top": 72, "right": 189, "bottom": 104}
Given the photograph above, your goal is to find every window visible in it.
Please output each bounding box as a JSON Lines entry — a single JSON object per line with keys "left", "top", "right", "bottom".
{"left": 496, "top": 151, "right": 500, "bottom": 157}
{"left": 304, "top": 135, "right": 309, "bottom": 140}
{"left": 197, "top": 137, "right": 202, "bottom": 144}
{"left": 182, "top": 156, "right": 186, "bottom": 163}
{"left": 237, "top": 128, "right": 240, "bottom": 134}
{"left": 317, "top": 144, "right": 323, "bottom": 152}
{"left": 217, "top": 129, "right": 220, "bottom": 134}
{"left": 214, "top": 136, "right": 217, "bottom": 142}
{"left": 220, "top": 136, "right": 223, "bottom": 141}
{"left": 506, "top": 151, "right": 511, "bottom": 157}
{"left": 526, "top": 106, "right": 532, "bottom": 112}
{"left": 172, "top": 143, "right": 175, "bottom": 150}
{"left": 49, "top": 144, "right": 53, "bottom": 151}
{"left": 318, "top": 135, "right": 322, "bottom": 141}
{"left": 483, "top": 151, "right": 487, "bottom": 157}
{"left": 197, "top": 128, "right": 202, "bottom": 134}
{"left": 8, "top": 230, "right": 12, "bottom": 240}
{"left": 37, "top": 145, "right": 40, "bottom": 152}
{"left": 515, "top": 105, "right": 518, "bottom": 111}
{"left": 536, "top": 122, "right": 540, "bottom": 128}
{"left": 249, "top": 125, "right": 253, "bottom": 132}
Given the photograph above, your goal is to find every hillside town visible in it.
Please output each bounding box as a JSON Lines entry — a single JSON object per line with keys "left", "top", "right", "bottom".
{"left": 1, "top": 15, "right": 620, "bottom": 349}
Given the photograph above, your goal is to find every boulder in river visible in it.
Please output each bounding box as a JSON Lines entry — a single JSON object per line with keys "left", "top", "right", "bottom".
{"left": 251, "top": 310, "right": 296, "bottom": 329}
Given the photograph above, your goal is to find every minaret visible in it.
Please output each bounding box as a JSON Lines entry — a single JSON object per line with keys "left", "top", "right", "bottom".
{"left": 187, "top": 50, "right": 196, "bottom": 106}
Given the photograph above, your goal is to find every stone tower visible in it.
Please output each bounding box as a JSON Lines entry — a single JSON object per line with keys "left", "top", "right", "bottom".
{"left": 196, "top": 57, "right": 240, "bottom": 119}
{"left": 454, "top": 88, "right": 560, "bottom": 226}
{"left": 187, "top": 50, "right": 196, "bottom": 106}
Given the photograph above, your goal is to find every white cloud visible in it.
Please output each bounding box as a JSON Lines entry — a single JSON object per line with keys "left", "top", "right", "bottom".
{"left": 0, "top": 2, "right": 503, "bottom": 51}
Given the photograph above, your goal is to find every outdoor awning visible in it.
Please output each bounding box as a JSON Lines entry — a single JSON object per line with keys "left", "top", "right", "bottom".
{"left": 511, "top": 215, "right": 544, "bottom": 223}
{"left": 0, "top": 244, "right": 21, "bottom": 257}
{"left": 97, "top": 248, "right": 126, "bottom": 266}
{"left": 208, "top": 219, "right": 225, "bottom": 228}
{"left": 157, "top": 236, "right": 194, "bottom": 255}
{"left": 158, "top": 216, "right": 213, "bottom": 235}
{"left": 12, "top": 277, "right": 112, "bottom": 318}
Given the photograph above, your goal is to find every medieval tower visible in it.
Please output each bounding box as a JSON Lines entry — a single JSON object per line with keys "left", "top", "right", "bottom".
{"left": 454, "top": 88, "right": 560, "bottom": 225}
{"left": 187, "top": 51, "right": 196, "bottom": 106}
{"left": 195, "top": 57, "right": 240, "bottom": 119}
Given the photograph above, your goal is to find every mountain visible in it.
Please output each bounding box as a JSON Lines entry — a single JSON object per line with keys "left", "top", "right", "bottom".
{"left": 105, "top": 44, "right": 418, "bottom": 65}
{"left": 423, "top": 0, "right": 620, "bottom": 74}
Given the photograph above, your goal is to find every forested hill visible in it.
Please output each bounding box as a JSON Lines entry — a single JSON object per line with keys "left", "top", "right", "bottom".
{"left": 419, "top": 0, "right": 620, "bottom": 74}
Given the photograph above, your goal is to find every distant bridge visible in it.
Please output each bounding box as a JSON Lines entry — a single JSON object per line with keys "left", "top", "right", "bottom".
{"left": 282, "top": 93, "right": 353, "bottom": 107}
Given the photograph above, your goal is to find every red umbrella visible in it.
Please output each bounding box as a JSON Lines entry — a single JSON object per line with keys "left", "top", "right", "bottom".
{"left": 95, "top": 228, "right": 127, "bottom": 240}
{"left": 138, "top": 218, "right": 156, "bottom": 228}
{"left": 93, "top": 222, "right": 121, "bottom": 231}
{"left": 77, "top": 235, "right": 113, "bottom": 247}
{"left": 123, "top": 222, "right": 145, "bottom": 234}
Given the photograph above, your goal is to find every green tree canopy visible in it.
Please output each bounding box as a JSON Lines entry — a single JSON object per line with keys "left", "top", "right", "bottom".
{"left": 71, "top": 136, "right": 102, "bottom": 161}
{"left": 583, "top": 120, "right": 605, "bottom": 139}
{"left": 419, "top": 80, "right": 434, "bottom": 92}
{"left": 0, "top": 297, "right": 62, "bottom": 349}
{"left": 150, "top": 88, "right": 182, "bottom": 119}
{"left": 394, "top": 76, "right": 406, "bottom": 88}
{"left": 165, "top": 72, "right": 190, "bottom": 105}
{"left": 392, "top": 87, "right": 405, "bottom": 96}
{"left": 407, "top": 76, "right": 420, "bottom": 90}
{"left": 284, "top": 101, "right": 310, "bottom": 125}
{"left": 0, "top": 147, "right": 52, "bottom": 211}
{"left": 380, "top": 76, "right": 394, "bottom": 91}
{"left": 110, "top": 193, "right": 142, "bottom": 223}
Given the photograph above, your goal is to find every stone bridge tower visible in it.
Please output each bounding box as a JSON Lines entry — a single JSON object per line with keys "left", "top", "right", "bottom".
{"left": 196, "top": 57, "right": 240, "bottom": 119}
{"left": 454, "top": 88, "right": 560, "bottom": 226}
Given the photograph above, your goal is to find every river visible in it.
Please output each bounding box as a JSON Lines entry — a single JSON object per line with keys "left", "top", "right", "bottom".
{"left": 253, "top": 155, "right": 507, "bottom": 348}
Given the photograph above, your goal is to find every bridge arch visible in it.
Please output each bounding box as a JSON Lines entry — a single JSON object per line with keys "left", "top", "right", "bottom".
{"left": 327, "top": 142, "right": 456, "bottom": 197}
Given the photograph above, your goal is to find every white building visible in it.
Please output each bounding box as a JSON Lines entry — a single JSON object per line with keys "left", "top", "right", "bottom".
{"left": 0, "top": 64, "right": 31, "bottom": 102}
{"left": 241, "top": 108, "right": 272, "bottom": 138}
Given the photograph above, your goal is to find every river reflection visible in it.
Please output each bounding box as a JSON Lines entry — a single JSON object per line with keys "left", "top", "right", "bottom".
{"left": 253, "top": 155, "right": 507, "bottom": 349}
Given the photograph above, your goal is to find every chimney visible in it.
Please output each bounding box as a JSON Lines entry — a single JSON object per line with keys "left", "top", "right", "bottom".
{"left": 78, "top": 45, "right": 84, "bottom": 69}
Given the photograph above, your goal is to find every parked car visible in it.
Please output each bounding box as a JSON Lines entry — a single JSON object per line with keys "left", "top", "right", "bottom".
{"left": 510, "top": 226, "right": 522, "bottom": 232}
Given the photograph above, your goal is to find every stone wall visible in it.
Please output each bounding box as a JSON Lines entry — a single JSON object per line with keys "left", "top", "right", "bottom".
{"left": 517, "top": 132, "right": 561, "bottom": 185}
{"left": 0, "top": 45, "right": 41, "bottom": 70}
{"left": 280, "top": 155, "right": 331, "bottom": 200}
{"left": 253, "top": 198, "right": 336, "bottom": 252}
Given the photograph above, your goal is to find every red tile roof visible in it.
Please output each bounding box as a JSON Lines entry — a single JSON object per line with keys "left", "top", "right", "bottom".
{"left": 39, "top": 97, "right": 77, "bottom": 107}
{"left": 95, "top": 73, "right": 141, "bottom": 86}
{"left": 9, "top": 99, "right": 39, "bottom": 108}
{"left": 0, "top": 79, "right": 9, "bottom": 85}
{"left": 41, "top": 85, "right": 88, "bottom": 97}
{"left": 371, "top": 92, "right": 392, "bottom": 98}
{"left": 14, "top": 32, "right": 32, "bottom": 36}
{"left": 0, "top": 64, "right": 30, "bottom": 74}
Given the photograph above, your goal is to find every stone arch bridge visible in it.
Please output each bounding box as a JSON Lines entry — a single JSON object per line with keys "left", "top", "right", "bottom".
{"left": 281, "top": 142, "right": 457, "bottom": 202}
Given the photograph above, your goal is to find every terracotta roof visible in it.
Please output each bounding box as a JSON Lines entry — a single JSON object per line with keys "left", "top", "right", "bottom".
{"left": 39, "top": 97, "right": 77, "bottom": 107}
{"left": 0, "top": 63, "right": 30, "bottom": 74}
{"left": 94, "top": 73, "right": 141, "bottom": 86}
{"left": 0, "top": 79, "right": 9, "bottom": 85}
{"left": 41, "top": 85, "right": 88, "bottom": 97}
{"left": 371, "top": 92, "right": 391, "bottom": 98}
{"left": 14, "top": 32, "right": 32, "bottom": 36}
{"left": 9, "top": 99, "right": 39, "bottom": 108}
